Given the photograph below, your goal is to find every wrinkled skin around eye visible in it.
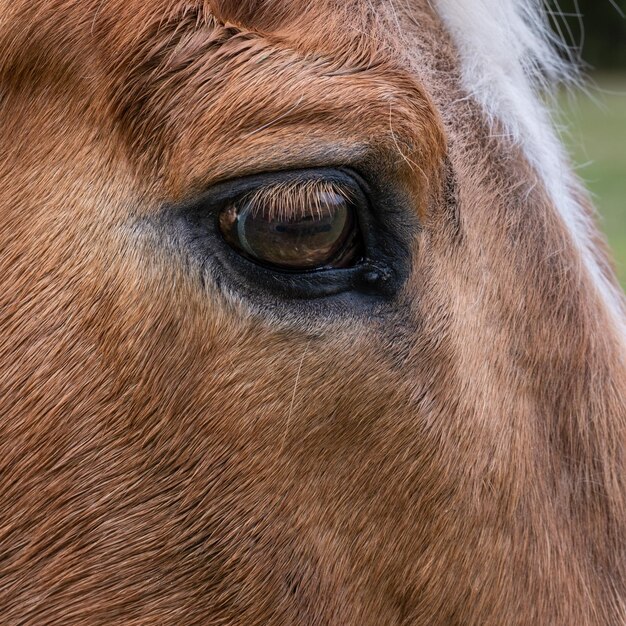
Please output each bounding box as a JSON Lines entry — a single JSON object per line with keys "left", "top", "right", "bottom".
{"left": 218, "top": 190, "right": 362, "bottom": 270}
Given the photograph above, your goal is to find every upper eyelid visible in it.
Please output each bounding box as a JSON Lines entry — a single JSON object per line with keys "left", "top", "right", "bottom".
{"left": 169, "top": 167, "right": 369, "bottom": 219}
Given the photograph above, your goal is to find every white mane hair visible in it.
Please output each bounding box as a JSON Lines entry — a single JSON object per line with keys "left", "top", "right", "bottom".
{"left": 433, "top": 0, "right": 626, "bottom": 339}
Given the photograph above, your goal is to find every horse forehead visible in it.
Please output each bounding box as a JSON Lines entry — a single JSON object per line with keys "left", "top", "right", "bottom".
{"left": 207, "top": 0, "right": 421, "bottom": 27}
{"left": 198, "top": 0, "right": 444, "bottom": 92}
{"left": 172, "top": 0, "right": 437, "bottom": 53}
{"left": 6, "top": 0, "right": 438, "bottom": 81}
{"left": 241, "top": 0, "right": 435, "bottom": 42}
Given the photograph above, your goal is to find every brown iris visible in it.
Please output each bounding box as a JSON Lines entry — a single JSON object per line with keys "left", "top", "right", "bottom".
{"left": 218, "top": 186, "right": 362, "bottom": 271}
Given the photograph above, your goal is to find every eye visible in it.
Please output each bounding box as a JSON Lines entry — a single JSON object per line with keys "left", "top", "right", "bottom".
{"left": 218, "top": 184, "right": 363, "bottom": 271}
{"left": 167, "top": 167, "right": 407, "bottom": 307}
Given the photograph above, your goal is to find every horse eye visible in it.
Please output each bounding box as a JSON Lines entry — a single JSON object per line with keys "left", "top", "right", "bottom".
{"left": 218, "top": 190, "right": 363, "bottom": 271}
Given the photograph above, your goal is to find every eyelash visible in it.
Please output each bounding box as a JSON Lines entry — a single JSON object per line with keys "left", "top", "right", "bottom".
{"left": 239, "top": 179, "right": 353, "bottom": 220}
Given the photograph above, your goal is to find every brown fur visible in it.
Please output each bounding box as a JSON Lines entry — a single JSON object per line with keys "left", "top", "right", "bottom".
{"left": 0, "top": 1, "right": 624, "bottom": 624}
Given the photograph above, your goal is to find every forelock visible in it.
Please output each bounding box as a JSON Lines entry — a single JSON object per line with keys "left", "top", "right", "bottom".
{"left": 431, "top": 0, "right": 625, "bottom": 340}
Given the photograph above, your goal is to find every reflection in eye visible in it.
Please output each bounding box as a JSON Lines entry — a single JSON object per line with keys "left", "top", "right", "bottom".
{"left": 218, "top": 180, "right": 363, "bottom": 271}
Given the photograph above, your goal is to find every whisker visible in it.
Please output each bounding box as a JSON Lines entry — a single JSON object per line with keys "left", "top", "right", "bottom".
{"left": 280, "top": 340, "right": 312, "bottom": 454}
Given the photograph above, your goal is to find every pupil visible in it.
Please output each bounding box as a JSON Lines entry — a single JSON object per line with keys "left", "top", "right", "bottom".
{"left": 275, "top": 224, "right": 333, "bottom": 235}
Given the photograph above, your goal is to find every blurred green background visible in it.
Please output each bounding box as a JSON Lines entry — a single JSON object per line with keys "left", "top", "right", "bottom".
{"left": 549, "top": 0, "right": 626, "bottom": 288}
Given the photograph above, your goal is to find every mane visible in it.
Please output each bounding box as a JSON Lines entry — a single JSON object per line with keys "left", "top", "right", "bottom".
{"left": 434, "top": 0, "right": 626, "bottom": 340}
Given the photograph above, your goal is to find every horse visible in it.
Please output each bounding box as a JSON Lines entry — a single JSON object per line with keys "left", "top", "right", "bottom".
{"left": 0, "top": 0, "right": 624, "bottom": 623}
